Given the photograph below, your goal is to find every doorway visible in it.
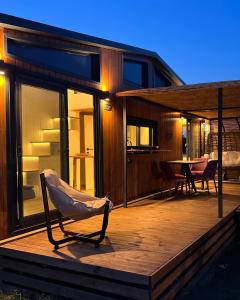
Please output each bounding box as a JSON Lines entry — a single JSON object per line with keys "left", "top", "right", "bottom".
{"left": 11, "top": 80, "right": 101, "bottom": 232}
{"left": 67, "top": 89, "right": 95, "bottom": 195}
{"left": 18, "top": 84, "right": 63, "bottom": 218}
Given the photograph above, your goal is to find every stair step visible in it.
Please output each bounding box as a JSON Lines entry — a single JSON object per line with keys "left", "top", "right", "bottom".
{"left": 31, "top": 142, "right": 51, "bottom": 156}
{"left": 22, "top": 156, "right": 39, "bottom": 172}
{"left": 52, "top": 117, "right": 78, "bottom": 130}
{"left": 42, "top": 129, "right": 60, "bottom": 142}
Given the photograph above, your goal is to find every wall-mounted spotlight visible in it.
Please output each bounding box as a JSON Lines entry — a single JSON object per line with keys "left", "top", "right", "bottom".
{"left": 101, "top": 92, "right": 112, "bottom": 111}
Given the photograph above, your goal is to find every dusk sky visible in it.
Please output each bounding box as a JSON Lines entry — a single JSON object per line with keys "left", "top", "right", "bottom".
{"left": 2, "top": 1, "right": 240, "bottom": 84}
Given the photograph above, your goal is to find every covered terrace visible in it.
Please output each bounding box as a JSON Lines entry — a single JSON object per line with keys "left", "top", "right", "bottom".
{"left": 117, "top": 80, "right": 240, "bottom": 218}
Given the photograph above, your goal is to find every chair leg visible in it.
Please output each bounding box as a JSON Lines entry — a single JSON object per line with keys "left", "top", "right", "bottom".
{"left": 40, "top": 173, "right": 110, "bottom": 250}
{"left": 213, "top": 178, "right": 218, "bottom": 195}
{"left": 175, "top": 182, "right": 180, "bottom": 193}
{"left": 188, "top": 181, "right": 191, "bottom": 195}
{"left": 201, "top": 180, "right": 204, "bottom": 190}
{"left": 206, "top": 180, "right": 210, "bottom": 194}
{"left": 180, "top": 183, "right": 184, "bottom": 192}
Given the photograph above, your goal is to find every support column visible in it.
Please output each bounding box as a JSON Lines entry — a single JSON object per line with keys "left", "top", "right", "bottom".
{"left": 218, "top": 88, "right": 223, "bottom": 218}
{"left": 123, "top": 97, "right": 127, "bottom": 208}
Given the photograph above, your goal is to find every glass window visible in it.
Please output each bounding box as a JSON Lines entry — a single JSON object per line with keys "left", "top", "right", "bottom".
{"left": 20, "top": 84, "right": 61, "bottom": 217}
{"left": 123, "top": 59, "right": 148, "bottom": 87}
{"left": 7, "top": 38, "right": 100, "bottom": 81}
{"left": 154, "top": 69, "right": 171, "bottom": 87}
{"left": 140, "top": 126, "right": 150, "bottom": 146}
{"left": 127, "top": 117, "right": 157, "bottom": 148}
{"left": 127, "top": 125, "right": 137, "bottom": 146}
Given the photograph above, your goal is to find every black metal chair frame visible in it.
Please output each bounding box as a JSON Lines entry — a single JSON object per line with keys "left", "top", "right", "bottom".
{"left": 40, "top": 173, "right": 110, "bottom": 250}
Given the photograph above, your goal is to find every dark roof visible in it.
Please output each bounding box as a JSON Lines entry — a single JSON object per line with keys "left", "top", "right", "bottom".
{"left": 0, "top": 13, "right": 184, "bottom": 85}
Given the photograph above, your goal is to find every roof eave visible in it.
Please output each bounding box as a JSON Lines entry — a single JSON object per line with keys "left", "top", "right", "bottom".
{"left": 0, "top": 13, "right": 184, "bottom": 86}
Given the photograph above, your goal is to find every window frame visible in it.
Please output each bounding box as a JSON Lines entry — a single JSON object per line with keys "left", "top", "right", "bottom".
{"left": 127, "top": 117, "right": 158, "bottom": 149}
{"left": 123, "top": 58, "right": 148, "bottom": 88}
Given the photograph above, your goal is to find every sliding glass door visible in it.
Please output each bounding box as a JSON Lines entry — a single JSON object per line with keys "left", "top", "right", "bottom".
{"left": 16, "top": 82, "right": 65, "bottom": 223}
{"left": 12, "top": 81, "right": 100, "bottom": 231}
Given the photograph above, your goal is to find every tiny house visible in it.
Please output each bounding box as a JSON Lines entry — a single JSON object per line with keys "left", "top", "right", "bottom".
{"left": 0, "top": 13, "right": 218, "bottom": 239}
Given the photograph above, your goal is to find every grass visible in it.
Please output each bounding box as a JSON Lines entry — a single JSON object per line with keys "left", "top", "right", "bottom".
{"left": 0, "top": 291, "right": 54, "bottom": 300}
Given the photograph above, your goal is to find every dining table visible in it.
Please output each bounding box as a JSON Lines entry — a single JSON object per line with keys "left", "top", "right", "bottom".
{"left": 167, "top": 160, "right": 204, "bottom": 193}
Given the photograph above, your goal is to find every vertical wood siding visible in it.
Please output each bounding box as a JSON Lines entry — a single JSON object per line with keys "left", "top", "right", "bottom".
{"left": 101, "top": 49, "right": 125, "bottom": 205}
{"left": 0, "top": 28, "right": 8, "bottom": 238}
{"left": 126, "top": 97, "right": 182, "bottom": 200}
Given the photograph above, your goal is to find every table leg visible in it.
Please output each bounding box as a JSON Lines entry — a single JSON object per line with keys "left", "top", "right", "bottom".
{"left": 182, "top": 164, "right": 197, "bottom": 193}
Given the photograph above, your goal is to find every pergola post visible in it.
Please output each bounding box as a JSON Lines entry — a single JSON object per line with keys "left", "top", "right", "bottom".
{"left": 123, "top": 96, "right": 127, "bottom": 208}
{"left": 218, "top": 88, "right": 223, "bottom": 218}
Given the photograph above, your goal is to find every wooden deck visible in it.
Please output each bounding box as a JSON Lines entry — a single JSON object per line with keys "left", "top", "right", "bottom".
{"left": 0, "top": 183, "right": 240, "bottom": 299}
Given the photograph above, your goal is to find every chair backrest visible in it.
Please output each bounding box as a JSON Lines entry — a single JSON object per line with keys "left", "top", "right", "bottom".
{"left": 192, "top": 157, "right": 208, "bottom": 171}
{"left": 159, "top": 161, "right": 175, "bottom": 180}
{"left": 42, "top": 169, "right": 110, "bottom": 221}
{"left": 203, "top": 160, "right": 218, "bottom": 179}
{"left": 44, "top": 169, "right": 98, "bottom": 202}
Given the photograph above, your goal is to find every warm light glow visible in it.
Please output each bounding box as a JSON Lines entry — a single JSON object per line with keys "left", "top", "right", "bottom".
{"left": 42, "top": 129, "right": 60, "bottom": 131}
{"left": 0, "top": 75, "right": 4, "bottom": 87}
{"left": 181, "top": 117, "right": 187, "bottom": 125}
{"left": 31, "top": 142, "right": 50, "bottom": 145}
{"left": 0, "top": 71, "right": 4, "bottom": 75}
{"left": 102, "top": 84, "right": 107, "bottom": 92}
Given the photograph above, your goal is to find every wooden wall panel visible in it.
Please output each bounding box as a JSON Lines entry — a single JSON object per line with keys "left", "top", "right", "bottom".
{"left": 127, "top": 97, "right": 182, "bottom": 200}
{"left": 101, "top": 49, "right": 125, "bottom": 205}
{"left": 0, "top": 28, "right": 8, "bottom": 238}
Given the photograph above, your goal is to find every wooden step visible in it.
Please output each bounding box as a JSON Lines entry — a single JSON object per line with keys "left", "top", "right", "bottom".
{"left": 42, "top": 129, "right": 60, "bottom": 142}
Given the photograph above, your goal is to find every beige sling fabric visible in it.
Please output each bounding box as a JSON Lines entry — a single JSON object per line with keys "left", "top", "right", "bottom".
{"left": 44, "top": 169, "right": 113, "bottom": 221}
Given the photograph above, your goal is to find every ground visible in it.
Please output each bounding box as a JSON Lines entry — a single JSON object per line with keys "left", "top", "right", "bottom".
{"left": 179, "top": 239, "right": 240, "bottom": 300}
{"left": 0, "top": 292, "right": 53, "bottom": 300}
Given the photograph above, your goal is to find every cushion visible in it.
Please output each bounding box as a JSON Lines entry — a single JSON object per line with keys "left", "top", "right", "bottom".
{"left": 191, "top": 158, "right": 208, "bottom": 171}
{"left": 191, "top": 170, "right": 204, "bottom": 177}
{"left": 44, "top": 169, "right": 113, "bottom": 221}
{"left": 174, "top": 173, "right": 186, "bottom": 179}
{"left": 210, "top": 151, "right": 240, "bottom": 167}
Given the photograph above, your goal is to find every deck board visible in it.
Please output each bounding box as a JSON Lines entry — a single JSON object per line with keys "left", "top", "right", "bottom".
{"left": 0, "top": 183, "right": 239, "bottom": 299}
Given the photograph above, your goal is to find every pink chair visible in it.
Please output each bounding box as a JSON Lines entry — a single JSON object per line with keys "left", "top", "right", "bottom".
{"left": 160, "top": 161, "right": 190, "bottom": 194}
{"left": 191, "top": 157, "right": 208, "bottom": 176}
{"left": 192, "top": 160, "right": 218, "bottom": 194}
{"left": 191, "top": 157, "right": 208, "bottom": 190}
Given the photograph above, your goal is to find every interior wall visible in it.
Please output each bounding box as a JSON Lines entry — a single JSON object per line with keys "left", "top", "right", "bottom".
{"left": 67, "top": 90, "right": 94, "bottom": 193}
{"left": 126, "top": 97, "right": 182, "bottom": 200}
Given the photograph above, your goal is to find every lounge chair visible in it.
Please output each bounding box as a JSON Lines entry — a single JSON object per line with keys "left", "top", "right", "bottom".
{"left": 40, "top": 169, "right": 113, "bottom": 250}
